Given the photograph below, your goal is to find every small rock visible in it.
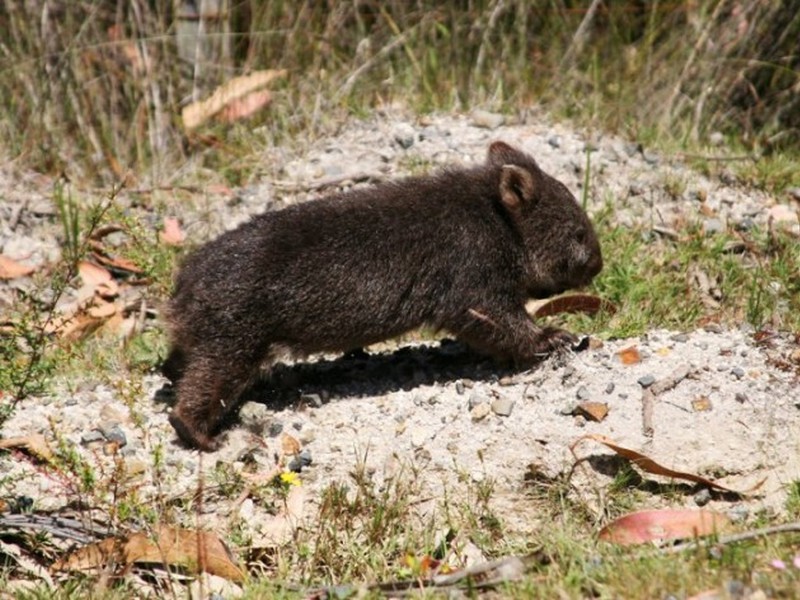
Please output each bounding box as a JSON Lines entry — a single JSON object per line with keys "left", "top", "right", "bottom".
{"left": 787, "top": 187, "right": 800, "bottom": 202}
{"left": 670, "top": 333, "right": 689, "bottom": 343}
{"left": 731, "top": 367, "right": 745, "bottom": 380}
{"left": 735, "top": 217, "right": 755, "bottom": 231}
{"left": 470, "top": 402, "right": 491, "bottom": 421}
{"left": 393, "top": 124, "right": 415, "bottom": 149}
{"left": 468, "top": 391, "right": 485, "bottom": 410}
{"left": 768, "top": 204, "right": 800, "bottom": 232}
{"left": 267, "top": 421, "right": 284, "bottom": 437}
{"left": 410, "top": 427, "right": 428, "bottom": 447}
{"left": 239, "top": 402, "right": 269, "bottom": 422}
{"left": 491, "top": 397, "right": 514, "bottom": 417}
{"left": 628, "top": 182, "right": 645, "bottom": 196}
{"left": 693, "top": 488, "right": 712, "bottom": 506}
{"left": 455, "top": 381, "right": 465, "bottom": 395}
{"left": 605, "top": 382, "right": 615, "bottom": 394}
{"left": 498, "top": 376, "right": 514, "bottom": 386}
{"left": 702, "top": 218, "right": 724, "bottom": 236}
{"left": 727, "top": 505, "right": 750, "bottom": 523}
{"left": 734, "top": 392, "right": 748, "bottom": 404}
{"left": 637, "top": 375, "right": 656, "bottom": 388}
{"left": 102, "top": 425, "right": 127, "bottom": 447}
{"left": 559, "top": 403, "right": 578, "bottom": 416}
{"left": 80, "top": 430, "right": 104, "bottom": 445}
{"left": 642, "top": 150, "right": 659, "bottom": 165}
{"left": 547, "top": 135, "right": 561, "bottom": 148}
{"left": 576, "top": 386, "right": 590, "bottom": 400}
{"left": 471, "top": 109, "right": 504, "bottom": 130}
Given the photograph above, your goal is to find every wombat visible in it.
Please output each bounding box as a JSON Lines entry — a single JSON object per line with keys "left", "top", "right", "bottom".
{"left": 163, "top": 141, "right": 603, "bottom": 450}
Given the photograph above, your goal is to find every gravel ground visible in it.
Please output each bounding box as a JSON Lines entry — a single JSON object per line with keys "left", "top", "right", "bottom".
{"left": 1, "top": 110, "right": 799, "bottom": 586}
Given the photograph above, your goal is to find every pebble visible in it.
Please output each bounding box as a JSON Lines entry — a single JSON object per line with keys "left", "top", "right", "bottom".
{"left": 547, "top": 135, "right": 561, "bottom": 148}
{"left": 734, "top": 392, "right": 748, "bottom": 404}
{"left": 102, "top": 425, "right": 127, "bottom": 447}
{"left": 731, "top": 367, "right": 745, "bottom": 380}
{"left": 702, "top": 218, "right": 724, "bottom": 236}
{"left": 410, "top": 427, "right": 428, "bottom": 447}
{"left": 637, "top": 375, "right": 656, "bottom": 388}
{"left": 392, "top": 124, "right": 415, "bottom": 149}
{"left": 604, "top": 382, "right": 615, "bottom": 394}
{"left": 490, "top": 397, "right": 514, "bottom": 417}
{"left": 470, "top": 109, "right": 504, "bottom": 130}
{"left": 300, "top": 393, "right": 323, "bottom": 408}
{"left": 468, "top": 391, "right": 485, "bottom": 410}
{"left": 267, "top": 421, "right": 284, "bottom": 437}
{"left": 455, "top": 381, "right": 465, "bottom": 395}
{"left": 80, "top": 430, "right": 104, "bottom": 445}
{"left": 642, "top": 150, "right": 659, "bottom": 165}
{"left": 470, "top": 402, "right": 491, "bottom": 421}
{"left": 693, "top": 488, "right": 712, "bottom": 506}
{"left": 576, "top": 386, "right": 590, "bottom": 400}
{"left": 670, "top": 333, "right": 689, "bottom": 343}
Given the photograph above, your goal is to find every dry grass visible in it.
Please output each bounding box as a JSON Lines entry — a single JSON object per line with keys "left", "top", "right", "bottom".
{"left": 0, "top": 1, "right": 797, "bottom": 184}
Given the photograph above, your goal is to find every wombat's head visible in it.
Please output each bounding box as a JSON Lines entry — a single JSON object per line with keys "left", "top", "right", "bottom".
{"left": 488, "top": 141, "right": 603, "bottom": 299}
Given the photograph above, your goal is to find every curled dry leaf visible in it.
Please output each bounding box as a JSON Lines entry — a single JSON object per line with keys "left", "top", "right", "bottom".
{"left": 182, "top": 69, "right": 287, "bottom": 130}
{"left": 280, "top": 432, "right": 301, "bottom": 456}
{"left": 52, "top": 525, "right": 244, "bottom": 583}
{"left": 0, "top": 434, "right": 54, "bottom": 462}
{"left": 78, "top": 261, "right": 112, "bottom": 287}
{"left": 0, "top": 255, "right": 36, "bottom": 279}
{"left": 599, "top": 509, "right": 732, "bottom": 545}
{"left": 528, "top": 293, "right": 616, "bottom": 319}
{"left": 218, "top": 89, "right": 273, "bottom": 123}
{"left": 575, "top": 401, "right": 609, "bottom": 422}
{"left": 571, "top": 434, "right": 766, "bottom": 495}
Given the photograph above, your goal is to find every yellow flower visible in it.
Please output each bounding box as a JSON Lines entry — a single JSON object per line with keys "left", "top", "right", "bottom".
{"left": 279, "top": 471, "right": 300, "bottom": 486}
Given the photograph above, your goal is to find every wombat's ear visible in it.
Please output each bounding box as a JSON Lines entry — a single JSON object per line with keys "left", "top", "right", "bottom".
{"left": 499, "top": 165, "right": 535, "bottom": 210}
{"left": 487, "top": 141, "right": 524, "bottom": 166}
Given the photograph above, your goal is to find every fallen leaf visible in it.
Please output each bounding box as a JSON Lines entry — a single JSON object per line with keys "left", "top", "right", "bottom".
{"left": 53, "top": 525, "right": 244, "bottom": 582}
{"left": 78, "top": 261, "right": 112, "bottom": 286}
{"left": 87, "top": 300, "right": 119, "bottom": 319}
{"left": 575, "top": 401, "right": 609, "bottom": 422}
{"left": 182, "top": 69, "right": 287, "bottom": 130}
{"left": 618, "top": 346, "right": 641, "bottom": 365}
{"left": 0, "top": 255, "right": 35, "bottom": 279}
{"left": 599, "top": 509, "right": 731, "bottom": 545}
{"left": 528, "top": 294, "right": 616, "bottom": 318}
{"left": 692, "top": 396, "right": 713, "bottom": 412}
{"left": 159, "top": 217, "right": 185, "bottom": 246}
{"left": 572, "top": 434, "right": 765, "bottom": 495}
{"left": 280, "top": 433, "right": 301, "bottom": 456}
{"left": 218, "top": 89, "right": 273, "bottom": 123}
{"left": 90, "top": 250, "right": 143, "bottom": 275}
{"left": 0, "top": 434, "right": 54, "bottom": 462}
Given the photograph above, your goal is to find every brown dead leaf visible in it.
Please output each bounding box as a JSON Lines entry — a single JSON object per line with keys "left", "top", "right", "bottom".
{"left": 528, "top": 294, "right": 616, "bottom": 319}
{"left": 218, "top": 90, "right": 273, "bottom": 123}
{"left": 575, "top": 401, "right": 609, "bottom": 422}
{"left": 182, "top": 69, "right": 287, "bottom": 130}
{"left": 572, "top": 434, "right": 765, "bottom": 495}
{"left": 0, "top": 255, "right": 35, "bottom": 279}
{"left": 618, "top": 345, "right": 641, "bottom": 365}
{"left": 159, "top": 217, "right": 185, "bottom": 246}
{"left": 0, "top": 434, "right": 54, "bottom": 462}
{"left": 90, "top": 250, "right": 143, "bottom": 275}
{"left": 87, "top": 300, "right": 119, "bottom": 319}
{"left": 53, "top": 525, "right": 244, "bottom": 583}
{"left": 599, "top": 509, "right": 732, "bottom": 545}
{"left": 280, "top": 433, "right": 301, "bottom": 456}
{"left": 78, "top": 261, "right": 112, "bottom": 286}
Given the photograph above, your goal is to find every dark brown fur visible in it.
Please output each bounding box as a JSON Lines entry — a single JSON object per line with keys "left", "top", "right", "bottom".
{"left": 163, "top": 141, "right": 603, "bottom": 450}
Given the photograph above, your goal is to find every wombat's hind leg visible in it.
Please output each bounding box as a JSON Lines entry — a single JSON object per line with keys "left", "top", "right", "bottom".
{"left": 169, "top": 352, "right": 260, "bottom": 451}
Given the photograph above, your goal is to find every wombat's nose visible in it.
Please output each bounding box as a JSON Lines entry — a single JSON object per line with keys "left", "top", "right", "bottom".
{"left": 586, "top": 250, "right": 603, "bottom": 280}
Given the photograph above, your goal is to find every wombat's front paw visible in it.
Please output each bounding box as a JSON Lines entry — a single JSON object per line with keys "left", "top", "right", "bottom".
{"left": 535, "top": 327, "right": 580, "bottom": 354}
{"left": 169, "top": 412, "right": 221, "bottom": 452}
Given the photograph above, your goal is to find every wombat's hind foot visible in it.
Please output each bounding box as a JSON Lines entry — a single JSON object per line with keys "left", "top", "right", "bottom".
{"left": 535, "top": 326, "right": 580, "bottom": 354}
{"left": 169, "top": 409, "right": 222, "bottom": 452}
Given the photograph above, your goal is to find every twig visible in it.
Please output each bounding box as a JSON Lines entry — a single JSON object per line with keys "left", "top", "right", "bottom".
{"left": 560, "top": 0, "right": 603, "bottom": 68}
{"left": 642, "top": 365, "right": 691, "bottom": 438}
{"left": 271, "top": 171, "right": 386, "bottom": 193}
{"left": 334, "top": 32, "right": 410, "bottom": 102}
{"left": 664, "top": 522, "right": 800, "bottom": 554}
{"left": 473, "top": 0, "right": 506, "bottom": 80}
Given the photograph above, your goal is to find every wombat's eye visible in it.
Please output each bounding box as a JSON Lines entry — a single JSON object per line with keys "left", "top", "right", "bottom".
{"left": 575, "top": 228, "right": 587, "bottom": 244}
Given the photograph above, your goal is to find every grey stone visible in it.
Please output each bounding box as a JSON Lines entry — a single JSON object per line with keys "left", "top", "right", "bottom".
{"left": 576, "top": 386, "right": 590, "bottom": 400}
{"left": 734, "top": 392, "right": 748, "bottom": 403}
{"left": 455, "top": 381, "right": 465, "bottom": 395}
{"left": 267, "top": 421, "right": 283, "bottom": 437}
{"left": 670, "top": 333, "right": 689, "bottom": 343}
{"left": 693, "top": 488, "right": 712, "bottom": 506}
{"left": 393, "top": 124, "right": 415, "bottom": 149}
{"left": 702, "top": 218, "right": 724, "bottom": 236}
{"left": 637, "top": 375, "right": 656, "bottom": 388}
{"left": 547, "top": 135, "right": 561, "bottom": 148}
{"left": 731, "top": 367, "right": 745, "bottom": 380}
{"left": 605, "top": 382, "right": 615, "bottom": 394}
{"left": 102, "top": 425, "right": 127, "bottom": 447}
{"left": 468, "top": 391, "right": 485, "bottom": 410}
{"left": 80, "top": 430, "right": 104, "bottom": 445}
{"left": 490, "top": 397, "right": 514, "bottom": 417}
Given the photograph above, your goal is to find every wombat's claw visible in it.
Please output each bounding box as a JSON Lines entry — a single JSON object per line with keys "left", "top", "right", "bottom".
{"left": 540, "top": 327, "right": 579, "bottom": 351}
